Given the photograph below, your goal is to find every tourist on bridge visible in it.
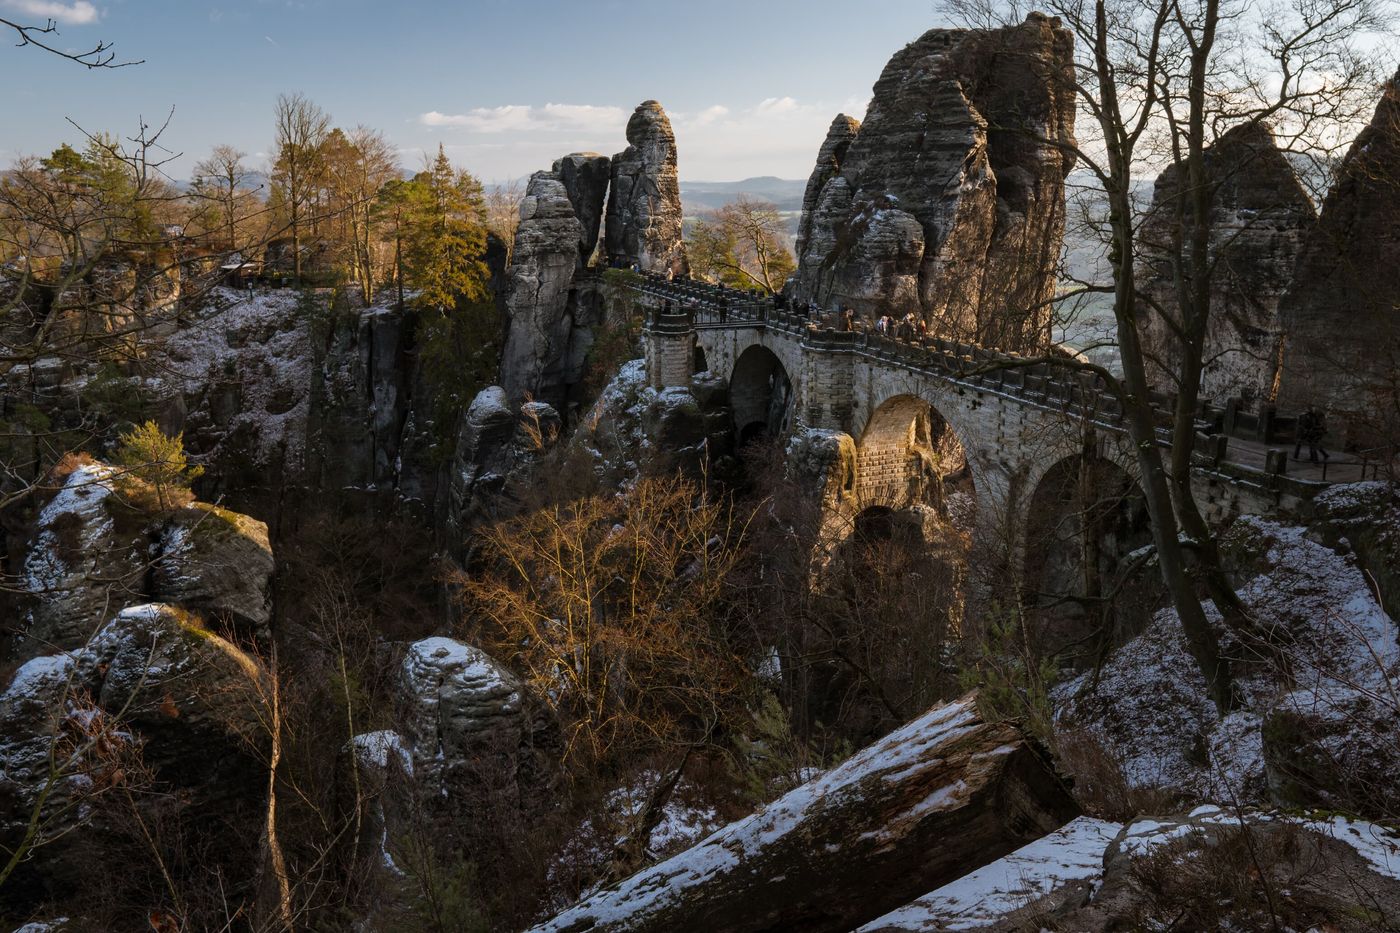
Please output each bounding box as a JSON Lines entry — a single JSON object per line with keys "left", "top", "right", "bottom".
{"left": 1294, "top": 407, "right": 1330, "bottom": 463}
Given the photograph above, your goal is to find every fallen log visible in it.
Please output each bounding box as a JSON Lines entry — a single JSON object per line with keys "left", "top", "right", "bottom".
{"left": 530, "top": 694, "right": 1079, "bottom": 933}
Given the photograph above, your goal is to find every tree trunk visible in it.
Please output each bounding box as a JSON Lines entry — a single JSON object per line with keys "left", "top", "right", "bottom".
{"left": 527, "top": 695, "right": 1078, "bottom": 933}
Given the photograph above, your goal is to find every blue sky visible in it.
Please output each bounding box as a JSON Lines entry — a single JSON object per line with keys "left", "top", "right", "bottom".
{"left": 1, "top": 0, "right": 945, "bottom": 183}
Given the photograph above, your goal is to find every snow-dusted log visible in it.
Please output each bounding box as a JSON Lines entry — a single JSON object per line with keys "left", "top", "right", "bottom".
{"left": 530, "top": 694, "right": 1078, "bottom": 933}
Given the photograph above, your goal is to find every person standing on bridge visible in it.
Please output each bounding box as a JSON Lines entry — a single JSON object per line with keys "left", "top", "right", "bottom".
{"left": 1294, "top": 407, "right": 1330, "bottom": 463}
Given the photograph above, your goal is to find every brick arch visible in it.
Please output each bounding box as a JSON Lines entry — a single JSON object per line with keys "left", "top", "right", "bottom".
{"left": 1020, "top": 448, "right": 1154, "bottom": 658}
{"left": 854, "top": 393, "right": 979, "bottom": 523}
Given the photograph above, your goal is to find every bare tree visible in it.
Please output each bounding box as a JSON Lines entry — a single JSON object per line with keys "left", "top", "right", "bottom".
{"left": 1, "top": 15, "right": 140, "bottom": 68}
{"left": 191, "top": 144, "right": 257, "bottom": 255}
{"left": 272, "top": 93, "right": 331, "bottom": 283}
{"left": 688, "top": 196, "right": 796, "bottom": 293}
{"left": 942, "top": 0, "right": 1392, "bottom": 710}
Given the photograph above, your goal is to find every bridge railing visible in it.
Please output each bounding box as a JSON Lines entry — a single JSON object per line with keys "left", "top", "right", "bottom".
{"left": 628, "top": 275, "right": 1131, "bottom": 427}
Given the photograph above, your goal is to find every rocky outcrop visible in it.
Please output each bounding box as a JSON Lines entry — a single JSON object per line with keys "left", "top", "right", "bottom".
{"left": 0, "top": 604, "right": 268, "bottom": 910}
{"left": 398, "top": 637, "right": 549, "bottom": 797}
{"left": 342, "top": 637, "right": 558, "bottom": 883}
{"left": 20, "top": 460, "right": 275, "bottom": 655}
{"left": 554, "top": 153, "right": 611, "bottom": 267}
{"left": 1137, "top": 121, "right": 1316, "bottom": 406}
{"left": 444, "top": 386, "right": 561, "bottom": 550}
{"left": 796, "top": 114, "right": 861, "bottom": 259}
{"left": 605, "top": 101, "right": 688, "bottom": 277}
{"left": 1280, "top": 71, "right": 1400, "bottom": 442}
{"left": 500, "top": 173, "right": 586, "bottom": 407}
{"left": 154, "top": 502, "right": 274, "bottom": 633}
{"left": 791, "top": 14, "right": 1076, "bottom": 351}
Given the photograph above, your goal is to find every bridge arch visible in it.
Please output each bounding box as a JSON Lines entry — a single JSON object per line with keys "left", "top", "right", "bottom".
{"left": 1021, "top": 449, "right": 1153, "bottom": 662}
{"left": 853, "top": 393, "right": 978, "bottom": 532}
{"left": 730, "top": 344, "right": 795, "bottom": 445}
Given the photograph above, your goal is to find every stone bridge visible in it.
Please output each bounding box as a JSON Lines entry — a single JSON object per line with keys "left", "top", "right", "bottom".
{"left": 632, "top": 274, "right": 1328, "bottom": 584}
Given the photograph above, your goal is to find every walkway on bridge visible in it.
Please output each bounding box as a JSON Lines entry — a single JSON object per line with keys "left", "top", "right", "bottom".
{"left": 630, "top": 272, "right": 1388, "bottom": 489}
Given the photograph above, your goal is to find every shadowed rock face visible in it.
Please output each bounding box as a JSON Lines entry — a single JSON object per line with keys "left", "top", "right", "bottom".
{"left": 605, "top": 101, "right": 689, "bottom": 276}
{"left": 1280, "top": 71, "right": 1400, "bottom": 439}
{"left": 500, "top": 172, "right": 585, "bottom": 406}
{"left": 553, "top": 152, "right": 611, "bottom": 267}
{"left": 792, "top": 13, "right": 1076, "bottom": 352}
{"left": 1137, "top": 121, "right": 1316, "bottom": 406}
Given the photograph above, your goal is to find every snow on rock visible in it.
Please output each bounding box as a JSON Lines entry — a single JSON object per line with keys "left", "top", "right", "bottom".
{"left": 857, "top": 817, "right": 1122, "bottom": 932}
{"left": 154, "top": 287, "right": 312, "bottom": 471}
{"left": 1056, "top": 515, "right": 1400, "bottom": 809}
{"left": 351, "top": 730, "right": 413, "bottom": 777}
{"left": 529, "top": 696, "right": 1078, "bottom": 933}
{"left": 397, "top": 637, "right": 529, "bottom": 793}
{"left": 21, "top": 463, "right": 149, "bottom": 653}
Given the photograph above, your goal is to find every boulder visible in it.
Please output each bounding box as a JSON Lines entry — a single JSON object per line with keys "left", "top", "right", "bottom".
{"left": 605, "top": 101, "right": 688, "bottom": 276}
{"left": 1280, "top": 69, "right": 1400, "bottom": 443}
{"left": 153, "top": 502, "right": 274, "bottom": 634}
{"left": 528, "top": 695, "right": 1078, "bottom": 933}
{"left": 791, "top": 14, "right": 1076, "bottom": 351}
{"left": 1137, "top": 121, "right": 1316, "bottom": 406}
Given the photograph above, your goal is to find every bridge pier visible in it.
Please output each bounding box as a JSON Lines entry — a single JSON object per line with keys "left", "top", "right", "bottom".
{"left": 799, "top": 329, "right": 857, "bottom": 431}
{"left": 643, "top": 307, "right": 695, "bottom": 390}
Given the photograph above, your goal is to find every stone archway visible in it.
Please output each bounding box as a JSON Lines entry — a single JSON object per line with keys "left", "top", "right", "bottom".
{"left": 730, "top": 344, "right": 794, "bottom": 446}
{"left": 1021, "top": 452, "right": 1153, "bottom": 663}
{"left": 854, "top": 394, "right": 976, "bottom": 533}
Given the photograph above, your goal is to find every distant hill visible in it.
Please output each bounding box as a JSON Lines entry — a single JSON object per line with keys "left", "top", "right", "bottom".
{"left": 680, "top": 177, "right": 808, "bottom": 214}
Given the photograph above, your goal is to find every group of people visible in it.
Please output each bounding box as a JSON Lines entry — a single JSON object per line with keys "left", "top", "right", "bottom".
{"left": 833, "top": 307, "right": 927, "bottom": 340}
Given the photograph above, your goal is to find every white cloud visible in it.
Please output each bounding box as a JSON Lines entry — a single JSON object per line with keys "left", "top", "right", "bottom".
{"left": 755, "top": 96, "right": 801, "bottom": 116}
{"left": 419, "top": 103, "right": 626, "bottom": 135}
{"left": 1, "top": 0, "right": 100, "bottom": 25}
{"left": 670, "top": 96, "right": 839, "bottom": 180}
{"left": 693, "top": 105, "right": 730, "bottom": 126}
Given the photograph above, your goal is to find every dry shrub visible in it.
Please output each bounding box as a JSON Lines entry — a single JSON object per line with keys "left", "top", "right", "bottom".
{"left": 1124, "top": 820, "right": 1400, "bottom": 932}
{"left": 1054, "top": 726, "right": 1190, "bottom": 821}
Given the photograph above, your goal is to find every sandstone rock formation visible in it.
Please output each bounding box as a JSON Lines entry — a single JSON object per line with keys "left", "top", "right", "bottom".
{"left": 791, "top": 14, "right": 1076, "bottom": 351}
{"left": 1137, "top": 121, "right": 1316, "bottom": 406}
{"left": 1280, "top": 70, "right": 1400, "bottom": 442}
{"left": 500, "top": 173, "right": 587, "bottom": 406}
{"left": 554, "top": 153, "right": 611, "bottom": 267}
{"left": 342, "top": 637, "right": 558, "bottom": 884}
{"left": 398, "top": 636, "right": 536, "bottom": 792}
{"left": 796, "top": 115, "right": 862, "bottom": 259}
{"left": 605, "top": 101, "right": 688, "bottom": 277}
{"left": 21, "top": 462, "right": 275, "bottom": 652}
{"left": 0, "top": 604, "right": 268, "bottom": 909}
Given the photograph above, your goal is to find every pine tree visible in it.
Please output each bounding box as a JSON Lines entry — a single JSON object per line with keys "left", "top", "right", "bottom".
{"left": 114, "top": 420, "right": 203, "bottom": 511}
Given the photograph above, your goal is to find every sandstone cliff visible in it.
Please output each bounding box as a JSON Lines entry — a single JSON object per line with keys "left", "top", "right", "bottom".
{"left": 605, "top": 101, "right": 689, "bottom": 277}
{"left": 791, "top": 13, "right": 1076, "bottom": 351}
{"left": 1280, "top": 70, "right": 1400, "bottom": 442}
{"left": 1137, "top": 121, "right": 1316, "bottom": 406}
